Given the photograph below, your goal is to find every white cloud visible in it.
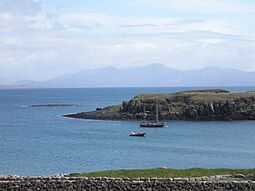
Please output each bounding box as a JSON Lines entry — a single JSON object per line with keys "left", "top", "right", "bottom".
{"left": 0, "top": 0, "right": 254, "bottom": 81}
{"left": 0, "top": 13, "right": 13, "bottom": 33}
{"left": 133, "top": 42, "right": 157, "bottom": 50}
{"left": 57, "top": 13, "right": 180, "bottom": 34}
{"left": 24, "top": 54, "right": 37, "bottom": 62}
{"left": 53, "top": 13, "right": 249, "bottom": 38}
{"left": 0, "top": 5, "right": 250, "bottom": 37}
{"left": 4, "top": 37, "right": 23, "bottom": 46}
{"left": 0, "top": 0, "right": 44, "bottom": 35}
{"left": 0, "top": 0, "right": 40, "bottom": 15}
{"left": 132, "top": 0, "right": 255, "bottom": 13}
{"left": 1, "top": 31, "right": 255, "bottom": 80}
{"left": 59, "top": 13, "right": 110, "bottom": 29}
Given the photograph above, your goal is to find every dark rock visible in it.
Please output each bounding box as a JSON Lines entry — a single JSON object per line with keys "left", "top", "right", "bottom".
{"left": 234, "top": 174, "right": 246, "bottom": 178}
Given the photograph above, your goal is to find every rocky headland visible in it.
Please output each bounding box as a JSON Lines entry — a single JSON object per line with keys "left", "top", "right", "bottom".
{"left": 64, "top": 89, "right": 255, "bottom": 121}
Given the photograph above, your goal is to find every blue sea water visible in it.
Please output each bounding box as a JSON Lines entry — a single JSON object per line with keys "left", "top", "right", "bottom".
{"left": 0, "top": 87, "right": 255, "bottom": 176}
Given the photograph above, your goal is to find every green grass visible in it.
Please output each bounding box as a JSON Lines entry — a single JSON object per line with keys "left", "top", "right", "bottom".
{"left": 105, "top": 104, "right": 123, "bottom": 112}
{"left": 69, "top": 168, "right": 255, "bottom": 178}
{"left": 133, "top": 90, "right": 255, "bottom": 102}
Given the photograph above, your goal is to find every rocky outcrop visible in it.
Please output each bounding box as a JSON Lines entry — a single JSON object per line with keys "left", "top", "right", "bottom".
{"left": 64, "top": 89, "right": 255, "bottom": 121}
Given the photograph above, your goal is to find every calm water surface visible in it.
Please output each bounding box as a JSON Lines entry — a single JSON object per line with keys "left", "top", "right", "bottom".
{"left": 0, "top": 87, "right": 255, "bottom": 176}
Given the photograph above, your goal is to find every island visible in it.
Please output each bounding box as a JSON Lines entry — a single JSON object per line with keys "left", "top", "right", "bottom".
{"left": 64, "top": 89, "right": 255, "bottom": 121}
{"left": 31, "top": 104, "right": 80, "bottom": 107}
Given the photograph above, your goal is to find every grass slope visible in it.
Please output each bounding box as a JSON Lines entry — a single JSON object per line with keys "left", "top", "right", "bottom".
{"left": 70, "top": 168, "right": 255, "bottom": 178}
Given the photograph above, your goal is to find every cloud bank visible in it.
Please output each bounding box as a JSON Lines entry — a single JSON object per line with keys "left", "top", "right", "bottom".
{"left": 0, "top": 0, "right": 254, "bottom": 81}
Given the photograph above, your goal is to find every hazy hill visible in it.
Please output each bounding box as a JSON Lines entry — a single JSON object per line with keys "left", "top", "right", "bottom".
{"left": 1, "top": 64, "right": 255, "bottom": 88}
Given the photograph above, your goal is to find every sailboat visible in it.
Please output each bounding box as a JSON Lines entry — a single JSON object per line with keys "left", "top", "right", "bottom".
{"left": 139, "top": 100, "right": 165, "bottom": 128}
{"left": 129, "top": 132, "right": 146, "bottom": 137}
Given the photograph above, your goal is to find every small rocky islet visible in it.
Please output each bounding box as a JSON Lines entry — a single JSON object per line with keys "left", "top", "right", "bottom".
{"left": 31, "top": 104, "right": 80, "bottom": 107}
{"left": 64, "top": 89, "right": 255, "bottom": 121}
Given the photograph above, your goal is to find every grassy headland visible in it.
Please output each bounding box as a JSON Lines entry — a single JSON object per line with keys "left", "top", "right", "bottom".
{"left": 69, "top": 168, "right": 255, "bottom": 178}
{"left": 64, "top": 89, "right": 255, "bottom": 121}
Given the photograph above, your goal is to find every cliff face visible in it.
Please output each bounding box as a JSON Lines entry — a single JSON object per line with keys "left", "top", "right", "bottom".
{"left": 64, "top": 89, "right": 255, "bottom": 121}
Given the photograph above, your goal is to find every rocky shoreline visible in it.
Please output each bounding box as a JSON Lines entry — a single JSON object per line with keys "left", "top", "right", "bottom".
{"left": 1, "top": 174, "right": 254, "bottom": 191}
{"left": 64, "top": 89, "right": 255, "bottom": 121}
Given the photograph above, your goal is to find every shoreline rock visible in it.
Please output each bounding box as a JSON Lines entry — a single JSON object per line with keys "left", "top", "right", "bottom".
{"left": 0, "top": 175, "right": 254, "bottom": 191}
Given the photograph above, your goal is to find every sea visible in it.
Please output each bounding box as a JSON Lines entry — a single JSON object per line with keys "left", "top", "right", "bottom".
{"left": 0, "top": 87, "right": 255, "bottom": 176}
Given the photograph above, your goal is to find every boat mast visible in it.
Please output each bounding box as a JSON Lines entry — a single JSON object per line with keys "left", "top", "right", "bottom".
{"left": 143, "top": 102, "right": 146, "bottom": 121}
{"left": 155, "top": 99, "right": 159, "bottom": 122}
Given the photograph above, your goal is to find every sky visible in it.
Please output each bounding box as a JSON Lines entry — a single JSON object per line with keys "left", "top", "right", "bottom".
{"left": 0, "top": 0, "right": 255, "bottom": 81}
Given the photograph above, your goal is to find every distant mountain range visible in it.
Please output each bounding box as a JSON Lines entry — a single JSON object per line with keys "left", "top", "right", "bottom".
{"left": 1, "top": 64, "right": 255, "bottom": 88}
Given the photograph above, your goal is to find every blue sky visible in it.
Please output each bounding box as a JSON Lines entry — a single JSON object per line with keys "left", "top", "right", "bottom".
{"left": 0, "top": 0, "right": 255, "bottom": 81}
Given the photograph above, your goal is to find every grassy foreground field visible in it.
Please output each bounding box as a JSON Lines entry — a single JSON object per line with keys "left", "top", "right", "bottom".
{"left": 69, "top": 168, "right": 255, "bottom": 178}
